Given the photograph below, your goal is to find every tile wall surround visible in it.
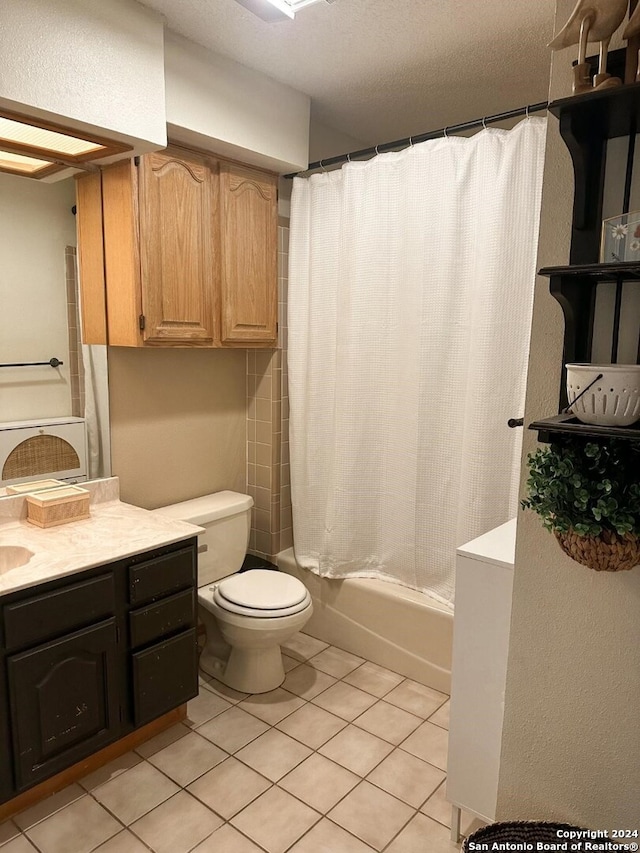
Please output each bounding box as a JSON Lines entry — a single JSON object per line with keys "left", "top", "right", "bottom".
{"left": 246, "top": 222, "right": 292, "bottom": 560}
{"left": 65, "top": 247, "right": 85, "bottom": 419}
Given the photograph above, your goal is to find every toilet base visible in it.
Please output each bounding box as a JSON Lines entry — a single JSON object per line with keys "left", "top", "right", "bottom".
{"left": 222, "top": 644, "right": 286, "bottom": 693}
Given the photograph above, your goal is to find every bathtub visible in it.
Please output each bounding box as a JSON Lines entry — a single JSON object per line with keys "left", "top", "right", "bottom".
{"left": 276, "top": 547, "right": 453, "bottom": 693}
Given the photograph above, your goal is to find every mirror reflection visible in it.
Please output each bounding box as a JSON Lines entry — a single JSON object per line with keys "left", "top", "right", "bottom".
{"left": 0, "top": 172, "right": 110, "bottom": 492}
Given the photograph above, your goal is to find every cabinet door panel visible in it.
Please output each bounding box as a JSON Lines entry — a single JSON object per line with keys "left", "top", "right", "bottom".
{"left": 132, "top": 628, "right": 198, "bottom": 726}
{"left": 220, "top": 163, "right": 277, "bottom": 344}
{"left": 8, "top": 620, "right": 120, "bottom": 790}
{"left": 139, "top": 149, "right": 217, "bottom": 345}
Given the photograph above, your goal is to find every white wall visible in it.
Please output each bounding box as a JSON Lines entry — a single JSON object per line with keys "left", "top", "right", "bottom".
{"left": 0, "top": 0, "right": 166, "bottom": 155}
{"left": 165, "top": 32, "right": 310, "bottom": 173}
{"left": 0, "top": 173, "right": 76, "bottom": 421}
{"left": 497, "top": 3, "right": 640, "bottom": 827}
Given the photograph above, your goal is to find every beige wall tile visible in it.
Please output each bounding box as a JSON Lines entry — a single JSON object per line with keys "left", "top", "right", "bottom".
{"left": 256, "top": 443, "right": 271, "bottom": 466}
{"left": 281, "top": 528, "right": 293, "bottom": 550}
{"left": 256, "top": 420, "right": 271, "bottom": 445}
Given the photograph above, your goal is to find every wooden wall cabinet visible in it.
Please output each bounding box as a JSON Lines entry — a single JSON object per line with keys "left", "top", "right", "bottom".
{"left": 76, "top": 147, "right": 278, "bottom": 348}
{"left": 0, "top": 538, "right": 198, "bottom": 803}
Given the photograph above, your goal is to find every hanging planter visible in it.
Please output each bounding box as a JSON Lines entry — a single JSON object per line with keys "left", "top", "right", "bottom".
{"left": 522, "top": 438, "right": 640, "bottom": 572}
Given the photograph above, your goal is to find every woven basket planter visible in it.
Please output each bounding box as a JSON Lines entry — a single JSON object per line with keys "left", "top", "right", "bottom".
{"left": 464, "top": 821, "right": 587, "bottom": 851}
{"left": 555, "top": 528, "right": 640, "bottom": 572}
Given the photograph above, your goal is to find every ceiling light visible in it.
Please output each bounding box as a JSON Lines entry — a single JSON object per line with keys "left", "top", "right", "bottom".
{"left": 0, "top": 110, "right": 131, "bottom": 179}
{"left": 235, "top": 0, "right": 333, "bottom": 22}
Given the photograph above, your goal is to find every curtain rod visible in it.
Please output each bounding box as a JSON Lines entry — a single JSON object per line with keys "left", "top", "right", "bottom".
{"left": 284, "top": 100, "right": 549, "bottom": 179}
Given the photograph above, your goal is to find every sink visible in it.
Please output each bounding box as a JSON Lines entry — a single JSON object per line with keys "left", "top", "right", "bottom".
{"left": 0, "top": 545, "right": 34, "bottom": 574}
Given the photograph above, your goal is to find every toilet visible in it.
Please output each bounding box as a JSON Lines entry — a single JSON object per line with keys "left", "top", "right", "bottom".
{"left": 154, "top": 491, "right": 312, "bottom": 694}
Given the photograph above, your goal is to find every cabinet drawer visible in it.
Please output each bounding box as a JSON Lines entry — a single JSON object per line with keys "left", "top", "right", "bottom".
{"left": 132, "top": 628, "right": 198, "bottom": 726}
{"left": 3, "top": 574, "right": 115, "bottom": 652}
{"left": 129, "top": 589, "right": 195, "bottom": 650}
{"left": 129, "top": 547, "right": 195, "bottom": 605}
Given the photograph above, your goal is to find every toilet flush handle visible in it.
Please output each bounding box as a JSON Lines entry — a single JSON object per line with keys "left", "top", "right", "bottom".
{"left": 198, "top": 544, "right": 209, "bottom": 554}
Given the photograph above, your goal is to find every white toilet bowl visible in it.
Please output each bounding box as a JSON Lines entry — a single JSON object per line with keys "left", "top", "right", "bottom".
{"left": 198, "top": 571, "right": 313, "bottom": 693}
{"left": 153, "top": 493, "right": 312, "bottom": 694}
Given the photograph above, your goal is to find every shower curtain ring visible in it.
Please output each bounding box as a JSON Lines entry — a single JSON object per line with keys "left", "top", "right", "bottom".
{"left": 526, "top": 104, "right": 531, "bottom": 120}
{"left": 375, "top": 144, "right": 380, "bottom": 155}
{"left": 482, "top": 116, "right": 487, "bottom": 130}
{"left": 443, "top": 126, "right": 449, "bottom": 139}
{"left": 319, "top": 159, "right": 326, "bottom": 172}
{"left": 346, "top": 153, "right": 351, "bottom": 162}
{"left": 409, "top": 136, "right": 413, "bottom": 147}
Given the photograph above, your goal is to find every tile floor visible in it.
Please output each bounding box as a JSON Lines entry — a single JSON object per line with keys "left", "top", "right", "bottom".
{"left": 0, "top": 633, "right": 484, "bottom": 853}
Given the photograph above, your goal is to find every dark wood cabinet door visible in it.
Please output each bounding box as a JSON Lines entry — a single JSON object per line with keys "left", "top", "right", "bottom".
{"left": 132, "top": 628, "right": 198, "bottom": 726}
{"left": 7, "top": 619, "right": 120, "bottom": 790}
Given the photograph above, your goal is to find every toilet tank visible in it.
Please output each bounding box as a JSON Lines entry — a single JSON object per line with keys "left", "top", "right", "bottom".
{"left": 154, "top": 491, "right": 253, "bottom": 586}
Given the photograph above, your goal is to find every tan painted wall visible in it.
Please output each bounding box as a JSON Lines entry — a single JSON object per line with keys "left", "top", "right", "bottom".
{"left": 497, "top": 3, "right": 640, "bottom": 827}
{"left": 108, "top": 348, "right": 246, "bottom": 510}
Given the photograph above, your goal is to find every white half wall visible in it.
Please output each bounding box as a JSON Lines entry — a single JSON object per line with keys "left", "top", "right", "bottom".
{"left": 0, "top": 0, "right": 166, "bottom": 155}
{"left": 164, "top": 32, "right": 310, "bottom": 173}
{"left": 0, "top": 174, "right": 76, "bottom": 422}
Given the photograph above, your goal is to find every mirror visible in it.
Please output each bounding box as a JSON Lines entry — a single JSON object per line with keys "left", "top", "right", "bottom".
{"left": 0, "top": 171, "right": 110, "bottom": 491}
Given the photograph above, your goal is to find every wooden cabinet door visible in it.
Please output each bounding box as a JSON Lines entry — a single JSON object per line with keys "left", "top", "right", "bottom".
{"left": 138, "top": 148, "right": 217, "bottom": 345}
{"left": 219, "top": 163, "right": 278, "bottom": 344}
{"left": 131, "top": 628, "right": 198, "bottom": 726}
{"left": 7, "top": 619, "right": 120, "bottom": 790}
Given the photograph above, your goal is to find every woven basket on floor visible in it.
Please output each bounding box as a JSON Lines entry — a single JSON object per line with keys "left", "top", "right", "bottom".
{"left": 464, "top": 821, "right": 587, "bottom": 852}
{"left": 555, "top": 528, "right": 640, "bottom": 572}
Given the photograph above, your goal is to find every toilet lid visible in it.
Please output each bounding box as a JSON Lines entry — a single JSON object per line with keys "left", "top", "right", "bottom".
{"left": 212, "top": 585, "right": 311, "bottom": 618}
{"left": 217, "top": 569, "right": 307, "bottom": 610}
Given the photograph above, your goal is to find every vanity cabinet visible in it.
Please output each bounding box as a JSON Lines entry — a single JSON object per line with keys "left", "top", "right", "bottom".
{"left": 0, "top": 537, "right": 198, "bottom": 804}
{"left": 76, "top": 146, "right": 278, "bottom": 349}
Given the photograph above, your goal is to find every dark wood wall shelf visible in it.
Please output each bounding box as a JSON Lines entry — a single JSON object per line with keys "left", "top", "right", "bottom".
{"left": 529, "top": 414, "right": 640, "bottom": 444}
{"left": 530, "top": 75, "right": 640, "bottom": 437}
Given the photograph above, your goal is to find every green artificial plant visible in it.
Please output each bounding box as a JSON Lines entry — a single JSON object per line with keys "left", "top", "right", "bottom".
{"left": 521, "top": 439, "right": 640, "bottom": 537}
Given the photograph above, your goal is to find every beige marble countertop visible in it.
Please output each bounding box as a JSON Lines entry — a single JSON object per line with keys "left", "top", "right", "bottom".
{"left": 0, "top": 478, "right": 203, "bottom": 597}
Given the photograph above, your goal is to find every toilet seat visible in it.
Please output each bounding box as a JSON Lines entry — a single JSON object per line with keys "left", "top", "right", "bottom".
{"left": 212, "top": 569, "right": 311, "bottom": 618}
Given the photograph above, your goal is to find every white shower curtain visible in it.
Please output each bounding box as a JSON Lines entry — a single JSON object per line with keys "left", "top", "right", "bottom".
{"left": 287, "top": 118, "right": 546, "bottom": 606}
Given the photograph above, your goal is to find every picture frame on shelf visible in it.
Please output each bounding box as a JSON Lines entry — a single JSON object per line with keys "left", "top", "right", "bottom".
{"left": 600, "top": 210, "right": 640, "bottom": 262}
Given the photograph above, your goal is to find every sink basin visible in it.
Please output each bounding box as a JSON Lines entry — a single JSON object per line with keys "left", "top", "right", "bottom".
{"left": 0, "top": 545, "right": 34, "bottom": 574}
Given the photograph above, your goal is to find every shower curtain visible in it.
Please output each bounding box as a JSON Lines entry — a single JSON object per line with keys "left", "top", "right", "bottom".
{"left": 287, "top": 118, "right": 546, "bottom": 605}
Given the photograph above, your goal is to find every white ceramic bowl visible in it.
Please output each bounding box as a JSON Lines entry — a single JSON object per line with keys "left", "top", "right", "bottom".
{"left": 566, "top": 363, "right": 640, "bottom": 427}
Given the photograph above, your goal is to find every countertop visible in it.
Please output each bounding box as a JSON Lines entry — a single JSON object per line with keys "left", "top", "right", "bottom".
{"left": 0, "top": 477, "right": 203, "bottom": 597}
{"left": 456, "top": 518, "right": 517, "bottom": 569}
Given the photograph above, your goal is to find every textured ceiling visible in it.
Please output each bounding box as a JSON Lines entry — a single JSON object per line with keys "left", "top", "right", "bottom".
{"left": 140, "top": 0, "right": 556, "bottom": 145}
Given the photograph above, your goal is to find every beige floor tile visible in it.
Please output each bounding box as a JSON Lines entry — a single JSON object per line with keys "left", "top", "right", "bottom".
{"left": 288, "top": 818, "right": 377, "bottom": 852}
{"left": 419, "top": 783, "right": 484, "bottom": 837}
{"left": 342, "top": 661, "right": 404, "bottom": 698}
{"left": 319, "top": 725, "right": 393, "bottom": 776}
{"left": 187, "top": 757, "right": 271, "bottom": 819}
{"left": 327, "top": 781, "right": 414, "bottom": 851}
{"left": 131, "top": 791, "right": 222, "bottom": 853}
{"left": 185, "top": 689, "right": 232, "bottom": 728}
{"left": 279, "top": 753, "right": 359, "bottom": 813}
{"left": 200, "top": 677, "right": 248, "bottom": 705}
{"left": 429, "top": 699, "right": 450, "bottom": 730}
{"left": 282, "top": 663, "right": 336, "bottom": 699}
{"left": 385, "top": 812, "right": 456, "bottom": 853}
{"left": 311, "top": 682, "right": 377, "bottom": 721}
{"left": 384, "top": 680, "right": 448, "bottom": 719}
{"left": 235, "top": 729, "right": 311, "bottom": 782}
{"left": 191, "top": 823, "right": 264, "bottom": 852}
{"left": 354, "top": 701, "right": 422, "bottom": 745}
{"left": 282, "top": 654, "right": 302, "bottom": 673}
{"left": 238, "top": 688, "right": 305, "bottom": 725}
{"left": 197, "top": 706, "right": 270, "bottom": 753}
{"left": 92, "top": 761, "right": 179, "bottom": 825}
{"left": 308, "top": 646, "right": 365, "bottom": 678}
{"left": 367, "top": 749, "right": 445, "bottom": 808}
{"left": 231, "top": 787, "right": 320, "bottom": 853}
{"left": 92, "top": 829, "right": 150, "bottom": 852}
{"left": 1, "top": 837, "right": 38, "bottom": 853}
{"left": 281, "top": 632, "right": 329, "bottom": 662}
{"left": 276, "top": 702, "right": 347, "bottom": 749}
{"left": 79, "top": 751, "right": 141, "bottom": 791}
{"left": 14, "top": 785, "right": 85, "bottom": 831}
{"left": 400, "top": 721, "right": 449, "bottom": 770}
{"left": 135, "top": 723, "right": 190, "bottom": 759}
{"left": 0, "top": 820, "right": 19, "bottom": 845}
{"left": 25, "top": 796, "right": 121, "bottom": 853}
{"left": 147, "top": 730, "right": 227, "bottom": 786}
{"left": 420, "top": 780, "right": 450, "bottom": 826}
